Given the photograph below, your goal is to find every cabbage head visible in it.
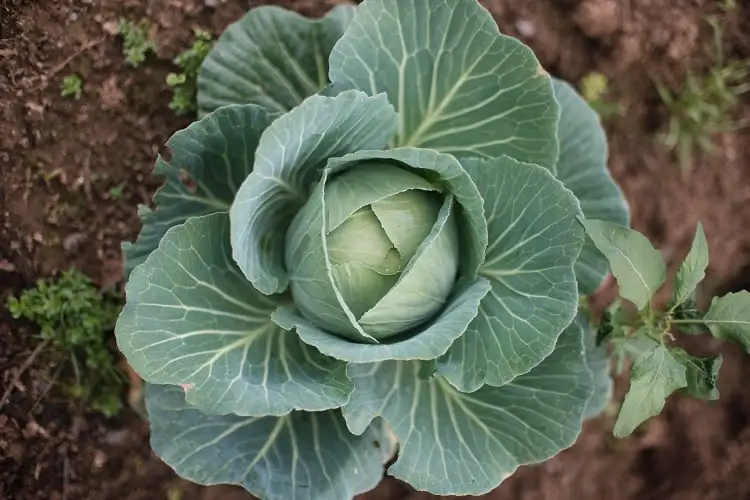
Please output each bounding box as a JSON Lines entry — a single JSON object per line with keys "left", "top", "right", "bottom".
{"left": 116, "top": 1, "right": 629, "bottom": 499}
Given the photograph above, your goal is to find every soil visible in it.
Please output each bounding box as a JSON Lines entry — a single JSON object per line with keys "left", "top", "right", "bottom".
{"left": 1, "top": 0, "right": 750, "bottom": 499}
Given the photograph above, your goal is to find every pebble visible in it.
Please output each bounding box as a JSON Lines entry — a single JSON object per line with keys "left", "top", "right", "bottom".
{"left": 103, "top": 428, "right": 131, "bottom": 446}
{"left": 63, "top": 232, "right": 86, "bottom": 253}
{"left": 515, "top": 19, "right": 536, "bottom": 38}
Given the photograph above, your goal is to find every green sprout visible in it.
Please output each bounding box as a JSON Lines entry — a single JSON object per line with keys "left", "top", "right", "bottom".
{"left": 7, "top": 269, "right": 125, "bottom": 417}
{"left": 109, "top": 183, "right": 125, "bottom": 200}
{"left": 580, "top": 72, "right": 621, "bottom": 119}
{"left": 118, "top": 18, "right": 155, "bottom": 68}
{"left": 60, "top": 74, "right": 83, "bottom": 100}
{"left": 657, "top": 17, "right": 750, "bottom": 176}
{"left": 167, "top": 28, "right": 214, "bottom": 115}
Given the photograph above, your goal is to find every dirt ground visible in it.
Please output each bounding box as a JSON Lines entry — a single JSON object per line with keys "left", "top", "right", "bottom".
{"left": 1, "top": 0, "right": 750, "bottom": 499}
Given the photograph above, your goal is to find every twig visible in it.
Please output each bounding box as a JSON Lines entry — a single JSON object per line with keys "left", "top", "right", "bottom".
{"left": 0, "top": 339, "right": 50, "bottom": 412}
{"left": 28, "top": 361, "right": 65, "bottom": 415}
{"left": 27, "top": 37, "right": 105, "bottom": 92}
{"left": 49, "top": 37, "right": 105, "bottom": 77}
{"left": 62, "top": 455, "right": 70, "bottom": 500}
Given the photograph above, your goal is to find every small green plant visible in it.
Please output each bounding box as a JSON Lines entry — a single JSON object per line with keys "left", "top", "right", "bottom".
{"left": 584, "top": 220, "right": 750, "bottom": 437}
{"left": 7, "top": 269, "right": 124, "bottom": 417}
{"left": 60, "top": 74, "right": 83, "bottom": 100}
{"left": 118, "top": 18, "right": 155, "bottom": 67}
{"left": 109, "top": 183, "right": 125, "bottom": 199}
{"left": 580, "top": 72, "right": 621, "bottom": 119}
{"left": 657, "top": 18, "right": 750, "bottom": 175}
{"left": 167, "top": 28, "right": 214, "bottom": 115}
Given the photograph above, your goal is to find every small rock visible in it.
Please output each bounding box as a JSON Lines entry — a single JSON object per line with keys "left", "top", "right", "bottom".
{"left": 102, "top": 20, "right": 119, "bottom": 36}
{"left": 514, "top": 19, "right": 536, "bottom": 38}
{"left": 103, "top": 428, "right": 131, "bottom": 446}
{"left": 63, "top": 232, "right": 86, "bottom": 253}
{"left": 0, "top": 259, "right": 16, "bottom": 272}
{"left": 22, "top": 420, "right": 49, "bottom": 439}
{"left": 25, "top": 102, "right": 45, "bottom": 122}
{"left": 92, "top": 449, "right": 107, "bottom": 469}
{"left": 574, "top": 0, "right": 621, "bottom": 39}
{"left": 0, "top": 415, "right": 8, "bottom": 427}
{"left": 98, "top": 75, "right": 126, "bottom": 110}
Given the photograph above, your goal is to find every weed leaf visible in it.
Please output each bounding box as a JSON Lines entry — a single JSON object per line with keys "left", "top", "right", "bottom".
{"left": 581, "top": 220, "right": 666, "bottom": 311}
{"left": 672, "top": 349, "right": 722, "bottom": 401}
{"left": 673, "top": 222, "right": 709, "bottom": 307}
{"left": 704, "top": 291, "right": 750, "bottom": 351}
{"left": 614, "top": 344, "right": 687, "bottom": 437}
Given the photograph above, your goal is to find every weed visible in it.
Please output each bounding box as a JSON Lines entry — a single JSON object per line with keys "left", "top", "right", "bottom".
{"left": 118, "top": 18, "right": 155, "bottom": 68}
{"left": 109, "top": 183, "right": 125, "bottom": 200}
{"left": 61, "top": 74, "right": 83, "bottom": 100}
{"left": 656, "top": 17, "right": 750, "bottom": 175}
{"left": 580, "top": 72, "right": 621, "bottom": 119}
{"left": 167, "top": 28, "right": 214, "bottom": 115}
{"left": 7, "top": 269, "right": 124, "bottom": 417}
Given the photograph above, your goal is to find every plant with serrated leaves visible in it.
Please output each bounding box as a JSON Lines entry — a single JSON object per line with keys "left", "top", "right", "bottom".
{"left": 118, "top": 18, "right": 154, "bottom": 68}
{"left": 580, "top": 72, "right": 621, "bottom": 119}
{"left": 657, "top": 17, "right": 750, "bottom": 176}
{"left": 167, "top": 28, "right": 214, "bottom": 115}
{"left": 7, "top": 269, "right": 124, "bottom": 417}
{"left": 61, "top": 74, "right": 83, "bottom": 100}
{"left": 115, "top": 1, "right": 632, "bottom": 498}
{"left": 583, "top": 221, "right": 750, "bottom": 437}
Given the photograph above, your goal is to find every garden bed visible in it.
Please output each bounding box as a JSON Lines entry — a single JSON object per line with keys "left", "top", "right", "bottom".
{"left": 2, "top": 0, "right": 750, "bottom": 498}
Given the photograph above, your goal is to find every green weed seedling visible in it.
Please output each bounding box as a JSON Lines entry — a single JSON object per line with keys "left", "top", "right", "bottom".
{"left": 60, "top": 74, "right": 83, "bottom": 100}
{"left": 583, "top": 220, "right": 750, "bottom": 437}
{"left": 109, "top": 183, "right": 125, "bottom": 200}
{"left": 7, "top": 269, "right": 124, "bottom": 417}
{"left": 167, "top": 28, "right": 214, "bottom": 115}
{"left": 657, "top": 18, "right": 750, "bottom": 176}
{"left": 118, "top": 18, "right": 155, "bottom": 67}
{"left": 580, "top": 72, "right": 621, "bottom": 119}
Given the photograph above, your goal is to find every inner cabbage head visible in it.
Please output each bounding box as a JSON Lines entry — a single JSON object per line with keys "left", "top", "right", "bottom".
{"left": 286, "top": 161, "right": 460, "bottom": 341}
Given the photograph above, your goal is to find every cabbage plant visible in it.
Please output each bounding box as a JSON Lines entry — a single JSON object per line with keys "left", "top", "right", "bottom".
{"left": 116, "top": 0, "right": 632, "bottom": 498}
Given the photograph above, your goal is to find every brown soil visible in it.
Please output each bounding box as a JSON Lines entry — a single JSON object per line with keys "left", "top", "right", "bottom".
{"left": 2, "top": 0, "right": 750, "bottom": 499}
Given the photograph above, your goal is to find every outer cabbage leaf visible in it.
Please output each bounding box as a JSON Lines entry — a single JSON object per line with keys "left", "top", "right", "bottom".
{"left": 116, "top": 213, "right": 352, "bottom": 416}
{"left": 146, "top": 384, "right": 387, "bottom": 500}
{"left": 329, "top": 0, "right": 560, "bottom": 171}
{"left": 437, "top": 156, "right": 584, "bottom": 392}
{"left": 122, "top": 105, "right": 274, "bottom": 277}
{"left": 342, "top": 319, "right": 592, "bottom": 495}
{"left": 552, "top": 78, "right": 630, "bottom": 294}
{"left": 198, "top": 4, "right": 355, "bottom": 116}
{"left": 229, "top": 90, "right": 398, "bottom": 296}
